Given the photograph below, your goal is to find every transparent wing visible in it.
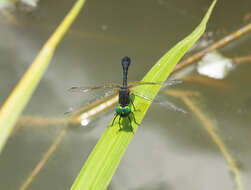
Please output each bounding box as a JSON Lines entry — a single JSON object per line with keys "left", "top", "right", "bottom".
{"left": 69, "top": 83, "right": 121, "bottom": 93}
{"left": 66, "top": 88, "right": 119, "bottom": 115}
{"left": 161, "top": 79, "right": 182, "bottom": 88}
{"left": 128, "top": 81, "right": 162, "bottom": 89}
{"left": 130, "top": 78, "right": 182, "bottom": 101}
{"left": 67, "top": 83, "right": 120, "bottom": 116}
{"left": 131, "top": 78, "right": 186, "bottom": 113}
{"left": 133, "top": 92, "right": 187, "bottom": 113}
{"left": 153, "top": 98, "right": 187, "bottom": 113}
{"left": 69, "top": 79, "right": 181, "bottom": 93}
{"left": 128, "top": 79, "right": 182, "bottom": 89}
{"left": 66, "top": 92, "right": 118, "bottom": 127}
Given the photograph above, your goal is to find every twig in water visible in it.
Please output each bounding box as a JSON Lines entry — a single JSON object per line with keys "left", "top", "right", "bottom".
{"left": 182, "top": 75, "right": 230, "bottom": 89}
{"left": 232, "top": 55, "right": 251, "bottom": 64}
{"left": 164, "top": 89, "right": 243, "bottom": 190}
{"left": 19, "top": 128, "right": 67, "bottom": 190}
{"left": 172, "top": 23, "right": 251, "bottom": 74}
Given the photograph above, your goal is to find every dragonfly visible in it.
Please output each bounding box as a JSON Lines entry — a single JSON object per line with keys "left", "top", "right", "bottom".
{"left": 69, "top": 56, "right": 184, "bottom": 127}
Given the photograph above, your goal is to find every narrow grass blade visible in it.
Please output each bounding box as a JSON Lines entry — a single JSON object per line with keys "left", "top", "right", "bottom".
{"left": 71, "top": 1, "right": 217, "bottom": 190}
{"left": 0, "top": 0, "right": 88, "bottom": 153}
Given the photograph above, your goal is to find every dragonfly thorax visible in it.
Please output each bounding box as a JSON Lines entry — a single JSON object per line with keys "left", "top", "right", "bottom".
{"left": 116, "top": 105, "right": 131, "bottom": 117}
{"left": 119, "top": 87, "right": 130, "bottom": 107}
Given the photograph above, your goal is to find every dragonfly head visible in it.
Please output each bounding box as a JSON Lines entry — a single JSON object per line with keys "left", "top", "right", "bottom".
{"left": 116, "top": 105, "right": 131, "bottom": 117}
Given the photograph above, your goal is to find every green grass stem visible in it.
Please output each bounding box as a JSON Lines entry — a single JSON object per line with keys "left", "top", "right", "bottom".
{"left": 0, "top": 0, "right": 87, "bottom": 153}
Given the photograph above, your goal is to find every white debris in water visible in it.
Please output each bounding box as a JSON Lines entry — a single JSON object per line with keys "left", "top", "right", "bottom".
{"left": 197, "top": 51, "right": 234, "bottom": 79}
{"left": 20, "top": 0, "right": 39, "bottom": 7}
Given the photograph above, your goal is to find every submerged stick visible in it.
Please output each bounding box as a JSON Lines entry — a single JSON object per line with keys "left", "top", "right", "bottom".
{"left": 173, "top": 23, "right": 251, "bottom": 73}
{"left": 232, "top": 55, "right": 251, "bottom": 64}
{"left": 19, "top": 128, "right": 67, "bottom": 190}
{"left": 165, "top": 90, "right": 243, "bottom": 190}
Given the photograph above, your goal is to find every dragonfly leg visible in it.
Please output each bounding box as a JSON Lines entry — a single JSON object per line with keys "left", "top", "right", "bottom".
{"left": 118, "top": 116, "right": 122, "bottom": 129}
{"left": 130, "top": 97, "right": 137, "bottom": 111}
{"left": 131, "top": 112, "right": 140, "bottom": 125}
{"left": 127, "top": 116, "right": 134, "bottom": 132}
{"left": 111, "top": 113, "right": 119, "bottom": 126}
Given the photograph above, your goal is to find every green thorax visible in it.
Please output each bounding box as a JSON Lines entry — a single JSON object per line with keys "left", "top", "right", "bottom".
{"left": 116, "top": 105, "right": 131, "bottom": 117}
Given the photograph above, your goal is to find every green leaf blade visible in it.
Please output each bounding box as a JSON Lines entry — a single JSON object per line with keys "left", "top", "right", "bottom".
{"left": 0, "top": 0, "right": 88, "bottom": 153}
{"left": 71, "top": 1, "right": 217, "bottom": 190}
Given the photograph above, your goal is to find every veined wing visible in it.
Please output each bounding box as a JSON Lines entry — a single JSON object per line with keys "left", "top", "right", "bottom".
{"left": 161, "top": 78, "right": 182, "bottom": 88}
{"left": 69, "top": 79, "right": 181, "bottom": 93}
{"left": 153, "top": 98, "right": 187, "bottom": 113}
{"left": 133, "top": 92, "right": 187, "bottom": 113}
{"left": 128, "top": 79, "right": 182, "bottom": 89}
{"left": 128, "top": 81, "right": 162, "bottom": 89}
{"left": 130, "top": 79, "right": 186, "bottom": 113}
{"left": 129, "top": 78, "right": 182, "bottom": 101}
{"left": 69, "top": 83, "right": 121, "bottom": 93}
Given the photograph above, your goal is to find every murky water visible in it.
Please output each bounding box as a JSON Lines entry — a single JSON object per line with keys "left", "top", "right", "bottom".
{"left": 0, "top": 0, "right": 251, "bottom": 189}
